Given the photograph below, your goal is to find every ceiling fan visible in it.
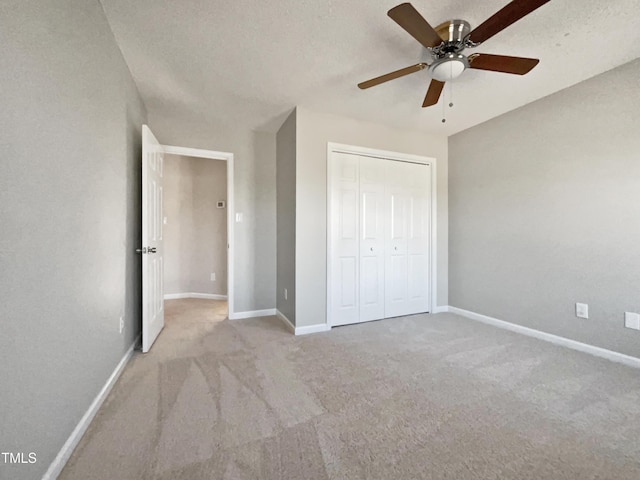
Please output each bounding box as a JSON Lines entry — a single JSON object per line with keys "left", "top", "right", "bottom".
{"left": 358, "top": 0, "right": 551, "bottom": 107}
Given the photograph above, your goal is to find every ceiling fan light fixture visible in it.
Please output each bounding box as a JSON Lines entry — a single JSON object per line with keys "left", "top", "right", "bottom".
{"left": 428, "top": 54, "right": 468, "bottom": 82}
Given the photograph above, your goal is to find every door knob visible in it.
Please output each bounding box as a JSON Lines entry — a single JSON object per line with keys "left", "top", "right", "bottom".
{"left": 370, "top": 247, "right": 374, "bottom": 252}
{"left": 136, "top": 248, "right": 146, "bottom": 254}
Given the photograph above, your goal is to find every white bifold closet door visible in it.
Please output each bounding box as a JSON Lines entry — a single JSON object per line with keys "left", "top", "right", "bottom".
{"left": 359, "top": 156, "right": 386, "bottom": 322}
{"left": 330, "top": 152, "right": 431, "bottom": 326}
{"left": 384, "top": 160, "right": 431, "bottom": 318}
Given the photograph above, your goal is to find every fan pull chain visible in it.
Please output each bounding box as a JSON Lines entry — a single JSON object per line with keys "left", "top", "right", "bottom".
{"left": 449, "top": 62, "right": 454, "bottom": 108}
{"left": 442, "top": 62, "right": 456, "bottom": 123}
{"left": 442, "top": 82, "right": 454, "bottom": 124}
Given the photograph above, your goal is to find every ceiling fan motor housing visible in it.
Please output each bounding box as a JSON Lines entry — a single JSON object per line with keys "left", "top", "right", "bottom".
{"left": 435, "top": 19, "right": 471, "bottom": 47}
{"left": 428, "top": 20, "right": 472, "bottom": 82}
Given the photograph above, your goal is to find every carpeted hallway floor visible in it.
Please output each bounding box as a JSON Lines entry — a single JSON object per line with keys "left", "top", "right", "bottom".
{"left": 60, "top": 299, "right": 640, "bottom": 479}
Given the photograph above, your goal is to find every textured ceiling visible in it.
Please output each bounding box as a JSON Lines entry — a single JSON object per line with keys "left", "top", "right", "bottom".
{"left": 100, "top": 0, "right": 640, "bottom": 135}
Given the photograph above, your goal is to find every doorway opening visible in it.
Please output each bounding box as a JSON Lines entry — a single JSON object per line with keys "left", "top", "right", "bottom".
{"left": 141, "top": 125, "right": 235, "bottom": 352}
{"left": 161, "top": 145, "right": 235, "bottom": 324}
{"left": 162, "top": 152, "right": 229, "bottom": 320}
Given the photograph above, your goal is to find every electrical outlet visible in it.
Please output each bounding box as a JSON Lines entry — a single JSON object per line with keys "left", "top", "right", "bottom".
{"left": 624, "top": 312, "right": 640, "bottom": 330}
{"left": 284, "top": 288, "right": 288, "bottom": 300}
{"left": 576, "top": 303, "right": 589, "bottom": 319}
{"left": 210, "top": 273, "right": 216, "bottom": 281}
{"left": 119, "top": 316, "right": 124, "bottom": 334}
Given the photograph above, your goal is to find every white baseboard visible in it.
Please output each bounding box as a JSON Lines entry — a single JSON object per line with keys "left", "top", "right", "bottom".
{"left": 432, "top": 306, "right": 450, "bottom": 313}
{"left": 244, "top": 309, "right": 330, "bottom": 336}
{"left": 164, "top": 292, "right": 227, "bottom": 301}
{"left": 42, "top": 334, "right": 140, "bottom": 480}
{"left": 276, "top": 309, "right": 295, "bottom": 333}
{"left": 294, "top": 323, "right": 331, "bottom": 335}
{"left": 449, "top": 306, "right": 640, "bottom": 369}
{"left": 229, "top": 308, "right": 276, "bottom": 320}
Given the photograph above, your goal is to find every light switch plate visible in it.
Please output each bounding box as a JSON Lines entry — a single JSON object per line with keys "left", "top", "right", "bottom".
{"left": 624, "top": 312, "right": 640, "bottom": 330}
{"left": 576, "top": 303, "right": 589, "bottom": 319}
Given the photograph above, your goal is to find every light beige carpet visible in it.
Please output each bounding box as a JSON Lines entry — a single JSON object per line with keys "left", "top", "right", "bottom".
{"left": 60, "top": 299, "right": 640, "bottom": 479}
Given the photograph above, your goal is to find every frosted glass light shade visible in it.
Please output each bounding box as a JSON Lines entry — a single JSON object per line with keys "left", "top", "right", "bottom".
{"left": 430, "top": 58, "right": 467, "bottom": 82}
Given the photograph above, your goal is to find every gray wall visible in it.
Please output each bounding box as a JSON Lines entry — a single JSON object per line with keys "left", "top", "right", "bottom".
{"left": 0, "top": 1, "right": 147, "bottom": 479}
{"left": 147, "top": 114, "right": 277, "bottom": 313}
{"left": 449, "top": 59, "right": 640, "bottom": 358}
{"left": 164, "top": 155, "right": 227, "bottom": 296}
{"left": 295, "top": 107, "right": 449, "bottom": 327}
{"left": 276, "top": 110, "right": 297, "bottom": 324}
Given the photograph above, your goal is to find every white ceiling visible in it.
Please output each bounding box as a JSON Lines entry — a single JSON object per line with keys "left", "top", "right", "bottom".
{"left": 100, "top": 0, "right": 640, "bottom": 135}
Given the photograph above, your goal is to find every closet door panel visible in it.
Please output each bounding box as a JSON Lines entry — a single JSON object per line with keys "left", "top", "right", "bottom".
{"left": 406, "top": 163, "right": 431, "bottom": 313}
{"left": 359, "top": 157, "right": 385, "bottom": 321}
{"left": 338, "top": 257, "right": 357, "bottom": 308}
{"left": 385, "top": 161, "right": 431, "bottom": 318}
{"left": 361, "top": 255, "right": 380, "bottom": 305}
{"left": 385, "top": 160, "right": 410, "bottom": 317}
{"left": 331, "top": 152, "right": 360, "bottom": 325}
{"left": 385, "top": 193, "right": 411, "bottom": 317}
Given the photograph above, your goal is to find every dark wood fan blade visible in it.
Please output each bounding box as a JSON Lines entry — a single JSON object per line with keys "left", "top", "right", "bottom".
{"left": 469, "top": 0, "right": 551, "bottom": 44}
{"left": 358, "top": 63, "right": 427, "bottom": 89}
{"left": 468, "top": 54, "right": 539, "bottom": 74}
{"left": 422, "top": 80, "right": 445, "bottom": 107}
{"left": 388, "top": 3, "right": 443, "bottom": 49}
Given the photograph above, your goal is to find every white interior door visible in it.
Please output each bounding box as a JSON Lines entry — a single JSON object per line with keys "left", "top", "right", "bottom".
{"left": 142, "top": 125, "right": 164, "bottom": 352}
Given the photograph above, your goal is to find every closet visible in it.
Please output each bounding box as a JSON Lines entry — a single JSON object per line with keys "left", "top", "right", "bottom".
{"left": 329, "top": 151, "right": 432, "bottom": 326}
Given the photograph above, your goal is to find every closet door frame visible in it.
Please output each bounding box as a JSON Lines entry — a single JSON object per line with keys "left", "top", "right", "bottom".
{"left": 326, "top": 142, "right": 438, "bottom": 328}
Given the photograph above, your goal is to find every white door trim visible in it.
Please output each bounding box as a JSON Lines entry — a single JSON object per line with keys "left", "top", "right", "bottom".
{"left": 326, "top": 142, "right": 438, "bottom": 327}
{"left": 160, "top": 144, "right": 235, "bottom": 319}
